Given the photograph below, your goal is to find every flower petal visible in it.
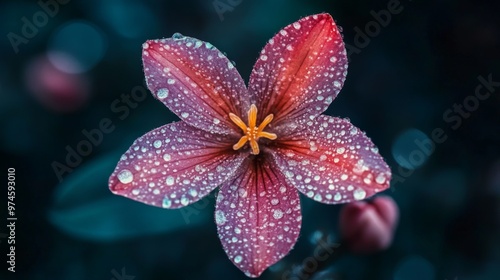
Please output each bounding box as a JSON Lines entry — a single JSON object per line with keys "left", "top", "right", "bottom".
{"left": 271, "top": 115, "right": 391, "bottom": 204}
{"left": 109, "top": 121, "right": 246, "bottom": 208}
{"left": 215, "top": 157, "right": 301, "bottom": 277}
{"left": 248, "top": 13, "right": 347, "bottom": 133}
{"left": 142, "top": 36, "right": 250, "bottom": 136}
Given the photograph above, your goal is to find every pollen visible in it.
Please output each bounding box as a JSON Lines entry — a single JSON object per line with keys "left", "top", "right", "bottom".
{"left": 229, "top": 104, "right": 277, "bottom": 155}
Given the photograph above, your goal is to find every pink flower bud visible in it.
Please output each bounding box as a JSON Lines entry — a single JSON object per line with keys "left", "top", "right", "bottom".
{"left": 339, "top": 195, "right": 399, "bottom": 254}
{"left": 25, "top": 53, "right": 90, "bottom": 112}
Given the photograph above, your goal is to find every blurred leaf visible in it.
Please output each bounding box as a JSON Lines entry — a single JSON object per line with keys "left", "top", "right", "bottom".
{"left": 48, "top": 153, "right": 209, "bottom": 241}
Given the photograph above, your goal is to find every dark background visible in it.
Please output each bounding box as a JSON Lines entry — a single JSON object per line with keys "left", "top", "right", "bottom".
{"left": 1, "top": 0, "right": 499, "bottom": 279}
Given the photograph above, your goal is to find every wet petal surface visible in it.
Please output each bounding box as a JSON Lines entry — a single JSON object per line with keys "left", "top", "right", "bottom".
{"left": 248, "top": 13, "right": 347, "bottom": 135}
{"left": 271, "top": 115, "right": 391, "bottom": 204}
{"left": 109, "top": 121, "right": 246, "bottom": 208}
{"left": 215, "top": 157, "right": 301, "bottom": 277}
{"left": 143, "top": 36, "right": 250, "bottom": 136}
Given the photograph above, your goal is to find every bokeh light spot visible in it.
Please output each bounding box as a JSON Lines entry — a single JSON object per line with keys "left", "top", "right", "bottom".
{"left": 48, "top": 21, "right": 107, "bottom": 73}
{"left": 394, "top": 255, "right": 435, "bottom": 280}
{"left": 392, "top": 128, "right": 433, "bottom": 170}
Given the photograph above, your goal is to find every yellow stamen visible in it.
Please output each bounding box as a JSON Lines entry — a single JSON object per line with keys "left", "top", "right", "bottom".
{"left": 229, "top": 104, "right": 277, "bottom": 155}
{"left": 233, "top": 136, "right": 249, "bottom": 150}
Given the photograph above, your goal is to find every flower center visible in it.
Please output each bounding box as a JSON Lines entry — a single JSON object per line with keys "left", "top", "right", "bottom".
{"left": 229, "top": 104, "right": 277, "bottom": 155}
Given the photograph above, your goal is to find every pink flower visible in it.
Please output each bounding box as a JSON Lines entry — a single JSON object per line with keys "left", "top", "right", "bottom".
{"left": 339, "top": 196, "right": 399, "bottom": 254}
{"left": 109, "top": 13, "right": 391, "bottom": 277}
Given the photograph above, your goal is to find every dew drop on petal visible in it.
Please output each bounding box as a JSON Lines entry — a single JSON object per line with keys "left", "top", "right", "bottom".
{"left": 215, "top": 210, "right": 227, "bottom": 225}
{"left": 166, "top": 176, "right": 175, "bottom": 186}
{"left": 172, "top": 32, "right": 184, "bottom": 39}
{"left": 273, "top": 209, "right": 284, "bottom": 219}
{"left": 153, "top": 140, "right": 162, "bottom": 148}
{"left": 334, "top": 193, "right": 342, "bottom": 201}
{"left": 376, "top": 173, "right": 387, "bottom": 184}
{"left": 189, "top": 188, "right": 198, "bottom": 197}
{"left": 181, "top": 112, "right": 189, "bottom": 118}
{"left": 157, "top": 88, "right": 169, "bottom": 99}
{"left": 293, "top": 22, "right": 301, "bottom": 29}
{"left": 234, "top": 255, "right": 243, "bottom": 264}
{"left": 354, "top": 189, "right": 366, "bottom": 200}
{"left": 163, "top": 154, "right": 171, "bottom": 161}
{"left": 167, "top": 79, "right": 175, "bottom": 84}
{"left": 314, "top": 193, "right": 322, "bottom": 202}
{"left": 162, "top": 197, "right": 172, "bottom": 208}
{"left": 117, "top": 169, "right": 133, "bottom": 184}
{"left": 180, "top": 196, "right": 189, "bottom": 206}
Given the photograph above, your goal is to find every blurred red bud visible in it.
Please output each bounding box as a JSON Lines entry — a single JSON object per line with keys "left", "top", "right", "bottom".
{"left": 339, "top": 195, "right": 399, "bottom": 254}
{"left": 25, "top": 52, "right": 90, "bottom": 113}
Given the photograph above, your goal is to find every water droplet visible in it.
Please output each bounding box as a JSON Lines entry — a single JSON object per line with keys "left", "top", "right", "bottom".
{"left": 166, "top": 176, "right": 175, "bottom": 186}
{"left": 167, "top": 79, "right": 175, "bottom": 85}
{"left": 153, "top": 140, "right": 162, "bottom": 148}
{"left": 273, "top": 209, "right": 283, "bottom": 219}
{"left": 132, "top": 189, "right": 140, "bottom": 195}
{"left": 353, "top": 189, "right": 366, "bottom": 200}
{"left": 271, "top": 198, "right": 279, "bottom": 205}
{"left": 157, "top": 88, "right": 169, "bottom": 99}
{"left": 163, "top": 154, "right": 171, "bottom": 161}
{"left": 334, "top": 193, "right": 342, "bottom": 201}
{"left": 215, "top": 210, "right": 227, "bottom": 225}
{"left": 330, "top": 56, "right": 337, "bottom": 63}
{"left": 341, "top": 174, "right": 348, "bottom": 181}
{"left": 314, "top": 193, "right": 322, "bottom": 202}
{"left": 162, "top": 197, "right": 172, "bottom": 208}
{"left": 213, "top": 118, "right": 220, "bottom": 124}
{"left": 376, "top": 173, "right": 386, "bottom": 184}
{"left": 172, "top": 32, "right": 184, "bottom": 40}
{"left": 180, "top": 196, "right": 189, "bottom": 206}
{"left": 117, "top": 169, "right": 133, "bottom": 184}
{"left": 260, "top": 55, "right": 268, "bottom": 61}
{"left": 234, "top": 227, "right": 241, "bottom": 234}
{"left": 189, "top": 189, "right": 198, "bottom": 197}
{"left": 181, "top": 112, "right": 189, "bottom": 118}
{"left": 293, "top": 22, "right": 301, "bottom": 29}
{"left": 234, "top": 255, "right": 242, "bottom": 264}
